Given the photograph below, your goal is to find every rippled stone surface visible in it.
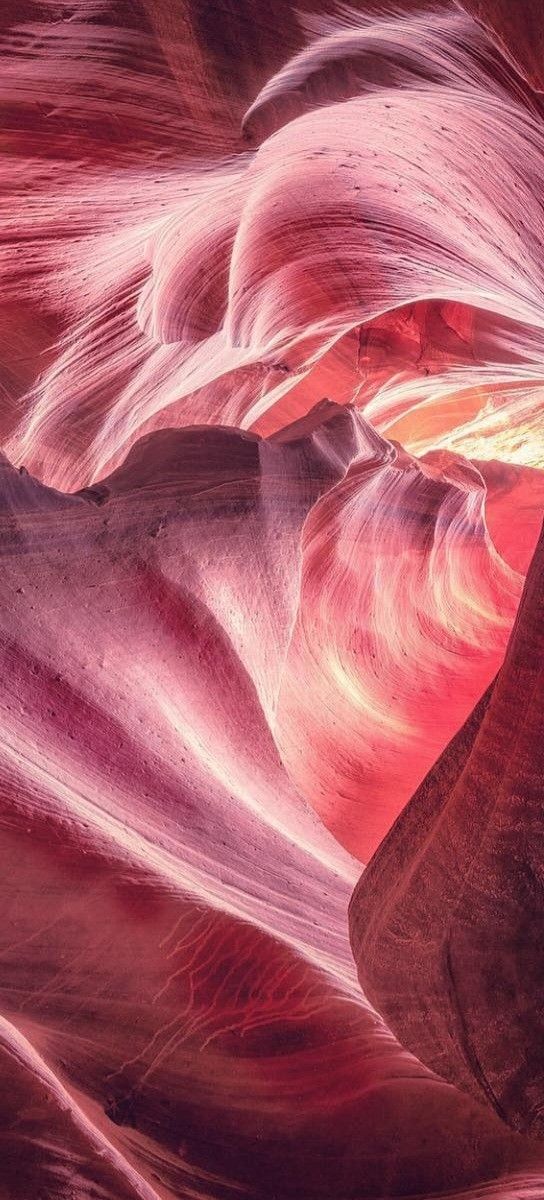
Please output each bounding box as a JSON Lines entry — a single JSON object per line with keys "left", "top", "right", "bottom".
{"left": 2, "top": 0, "right": 544, "bottom": 1196}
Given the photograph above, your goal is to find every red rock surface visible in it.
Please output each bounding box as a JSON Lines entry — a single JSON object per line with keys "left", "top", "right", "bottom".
{"left": 457, "top": 1, "right": 544, "bottom": 91}
{"left": 350, "top": 517, "right": 544, "bottom": 1136}
{"left": 0, "top": 410, "right": 543, "bottom": 1199}
{"left": 1, "top": 0, "right": 544, "bottom": 1196}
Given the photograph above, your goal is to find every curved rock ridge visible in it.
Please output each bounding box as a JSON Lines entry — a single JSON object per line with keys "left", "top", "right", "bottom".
{"left": 2, "top": 2, "right": 544, "bottom": 1197}
{"left": 10, "top": 397, "right": 539, "bottom": 864}
{"left": 349, "top": 515, "right": 544, "bottom": 1137}
{"left": 0, "top": 407, "right": 543, "bottom": 1198}
{"left": 5, "top": 400, "right": 543, "bottom": 864}
{"left": 2, "top": 2, "right": 544, "bottom": 487}
{"left": 272, "top": 411, "right": 544, "bottom": 858}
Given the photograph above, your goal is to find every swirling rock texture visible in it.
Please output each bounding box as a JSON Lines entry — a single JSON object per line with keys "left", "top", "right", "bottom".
{"left": 1, "top": 1, "right": 544, "bottom": 1199}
